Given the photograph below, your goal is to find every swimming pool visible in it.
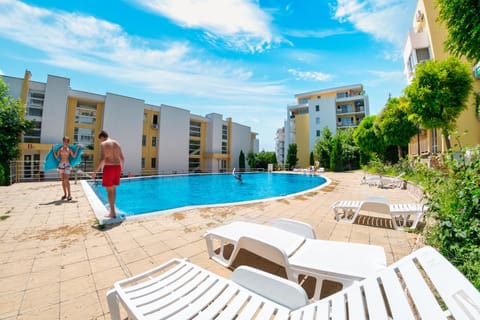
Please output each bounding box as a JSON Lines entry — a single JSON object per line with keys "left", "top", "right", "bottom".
{"left": 82, "top": 172, "right": 328, "bottom": 218}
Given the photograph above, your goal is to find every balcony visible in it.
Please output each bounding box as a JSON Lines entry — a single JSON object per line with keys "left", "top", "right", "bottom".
{"left": 336, "top": 105, "right": 365, "bottom": 115}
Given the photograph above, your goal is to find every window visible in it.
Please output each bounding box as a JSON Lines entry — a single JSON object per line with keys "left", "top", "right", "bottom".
{"left": 152, "top": 114, "right": 158, "bottom": 125}
{"left": 75, "top": 102, "right": 97, "bottom": 125}
{"left": 142, "top": 135, "right": 146, "bottom": 146}
{"left": 222, "top": 141, "right": 228, "bottom": 154}
{"left": 222, "top": 124, "right": 228, "bottom": 140}
{"left": 315, "top": 117, "right": 320, "bottom": 125}
{"left": 143, "top": 113, "right": 148, "bottom": 124}
{"left": 141, "top": 158, "right": 145, "bottom": 169}
{"left": 189, "top": 158, "right": 200, "bottom": 172}
{"left": 74, "top": 127, "right": 95, "bottom": 150}
{"left": 190, "top": 121, "right": 201, "bottom": 137}
{"left": 315, "top": 105, "right": 319, "bottom": 112}
{"left": 23, "top": 120, "right": 41, "bottom": 143}
{"left": 27, "top": 108, "right": 42, "bottom": 117}
{"left": 299, "top": 98, "right": 309, "bottom": 104}
{"left": 316, "top": 130, "right": 321, "bottom": 137}
{"left": 407, "top": 54, "right": 415, "bottom": 73}
{"left": 152, "top": 136, "right": 157, "bottom": 147}
{"left": 416, "top": 48, "right": 430, "bottom": 63}
{"left": 151, "top": 158, "right": 157, "bottom": 169}
{"left": 189, "top": 140, "right": 201, "bottom": 155}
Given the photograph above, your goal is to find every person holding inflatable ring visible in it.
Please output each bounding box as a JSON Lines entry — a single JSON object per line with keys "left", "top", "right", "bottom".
{"left": 54, "top": 136, "right": 81, "bottom": 201}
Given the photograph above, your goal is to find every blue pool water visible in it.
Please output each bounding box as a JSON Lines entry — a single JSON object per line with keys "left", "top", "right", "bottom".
{"left": 87, "top": 172, "right": 327, "bottom": 216}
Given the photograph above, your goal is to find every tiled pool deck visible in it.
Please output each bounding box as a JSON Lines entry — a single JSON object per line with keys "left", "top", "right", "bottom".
{"left": 0, "top": 171, "right": 422, "bottom": 319}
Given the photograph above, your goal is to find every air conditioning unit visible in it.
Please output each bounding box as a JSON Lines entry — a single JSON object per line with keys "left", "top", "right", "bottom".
{"left": 151, "top": 124, "right": 158, "bottom": 129}
{"left": 473, "top": 61, "right": 480, "bottom": 80}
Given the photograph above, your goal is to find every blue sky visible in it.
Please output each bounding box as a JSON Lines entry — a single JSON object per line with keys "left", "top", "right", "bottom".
{"left": 0, "top": 0, "right": 416, "bottom": 151}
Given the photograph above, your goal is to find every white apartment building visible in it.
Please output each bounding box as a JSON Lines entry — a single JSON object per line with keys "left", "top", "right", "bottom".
{"left": 274, "top": 126, "right": 285, "bottom": 166}
{"left": 285, "top": 84, "right": 369, "bottom": 168}
{"left": 2, "top": 70, "right": 259, "bottom": 181}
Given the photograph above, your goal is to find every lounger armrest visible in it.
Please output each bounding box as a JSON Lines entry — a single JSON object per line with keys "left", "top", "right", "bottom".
{"left": 271, "top": 218, "right": 316, "bottom": 239}
{"left": 232, "top": 265, "right": 309, "bottom": 310}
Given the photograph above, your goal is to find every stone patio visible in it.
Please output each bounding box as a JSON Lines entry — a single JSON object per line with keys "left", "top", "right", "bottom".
{"left": 0, "top": 170, "right": 423, "bottom": 319}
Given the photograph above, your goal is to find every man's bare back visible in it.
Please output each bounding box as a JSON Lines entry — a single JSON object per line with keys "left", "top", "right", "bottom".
{"left": 100, "top": 139, "right": 124, "bottom": 167}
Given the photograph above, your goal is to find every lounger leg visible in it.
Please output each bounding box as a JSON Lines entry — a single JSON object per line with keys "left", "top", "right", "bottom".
{"left": 106, "top": 289, "right": 121, "bottom": 320}
{"left": 205, "top": 235, "right": 232, "bottom": 267}
{"left": 391, "top": 216, "right": 401, "bottom": 230}
{"left": 411, "top": 213, "right": 423, "bottom": 229}
{"left": 313, "top": 278, "right": 324, "bottom": 300}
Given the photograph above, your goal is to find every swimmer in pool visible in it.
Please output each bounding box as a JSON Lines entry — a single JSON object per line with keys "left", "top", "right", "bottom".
{"left": 232, "top": 168, "right": 242, "bottom": 183}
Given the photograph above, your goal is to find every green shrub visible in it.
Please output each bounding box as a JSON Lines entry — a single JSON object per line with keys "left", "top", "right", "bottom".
{"left": 365, "top": 148, "right": 480, "bottom": 288}
{"left": 418, "top": 147, "right": 480, "bottom": 289}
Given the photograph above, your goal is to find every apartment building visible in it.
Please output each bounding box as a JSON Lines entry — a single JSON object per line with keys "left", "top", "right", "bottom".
{"left": 2, "top": 70, "right": 258, "bottom": 181}
{"left": 403, "top": 0, "right": 480, "bottom": 156}
{"left": 285, "top": 84, "right": 369, "bottom": 168}
{"left": 274, "top": 126, "right": 285, "bottom": 166}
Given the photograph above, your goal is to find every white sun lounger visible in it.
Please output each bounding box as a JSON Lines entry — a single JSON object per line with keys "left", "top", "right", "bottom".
{"left": 205, "top": 219, "right": 386, "bottom": 299}
{"left": 331, "top": 196, "right": 426, "bottom": 230}
{"left": 106, "top": 246, "right": 480, "bottom": 320}
{"left": 106, "top": 258, "right": 308, "bottom": 320}
{"left": 361, "top": 172, "right": 405, "bottom": 188}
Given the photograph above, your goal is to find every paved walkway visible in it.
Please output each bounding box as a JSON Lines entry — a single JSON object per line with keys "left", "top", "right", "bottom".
{"left": 0, "top": 171, "right": 423, "bottom": 319}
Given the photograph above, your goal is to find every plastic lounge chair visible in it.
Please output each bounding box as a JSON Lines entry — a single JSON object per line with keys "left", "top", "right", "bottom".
{"left": 205, "top": 219, "right": 386, "bottom": 300}
{"left": 234, "top": 236, "right": 386, "bottom": 300}
{"left": 290, "top": 246, "right": 480, "bottom": 319}
{"left": 106, "top": 247, "right": 480, "bottom": 320}
{"left": 331, "top": 196, "right": 426, "bottom": 230}
{"left": 361, "top": 172, "right": 405, "bottom": 188}
{"left": 106, "top": 258, "right": 309, "bottom": 320}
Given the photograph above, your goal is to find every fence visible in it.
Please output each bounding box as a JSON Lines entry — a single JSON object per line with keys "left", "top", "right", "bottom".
{"left": 8, "top": 160, "right": 275, "bottom": 184}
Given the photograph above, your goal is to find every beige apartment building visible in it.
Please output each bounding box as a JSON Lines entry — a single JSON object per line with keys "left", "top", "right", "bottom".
{"left": 403, "top": 0, "right": 480, "bottom": 156}
{"left": 285, "top": 84, "right": 369, "bottom": 168}
{"left": 2, "top": 70, "right": 259, "bottom": 182}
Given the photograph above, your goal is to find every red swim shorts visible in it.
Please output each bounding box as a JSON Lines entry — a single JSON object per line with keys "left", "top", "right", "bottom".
{"left": 102, "top": 165, "right": 121, "bottom": 187}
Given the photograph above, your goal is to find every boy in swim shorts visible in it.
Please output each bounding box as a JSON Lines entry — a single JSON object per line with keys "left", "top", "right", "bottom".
{"left": 93, "top": 130, "right": 124, "bottom": 219}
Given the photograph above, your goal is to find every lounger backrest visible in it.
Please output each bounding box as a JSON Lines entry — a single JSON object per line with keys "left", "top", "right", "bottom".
{"left": 360, "top": 196, "right": 390, "bottom": 214}
{"left": 271, "top": 218, "right": 316, "bottom": 239}
{"left": 231, "top": 265, "right": 309, "bottom": 310}
{"left": 235, "top": 236, "right": 296, "bottom": 281}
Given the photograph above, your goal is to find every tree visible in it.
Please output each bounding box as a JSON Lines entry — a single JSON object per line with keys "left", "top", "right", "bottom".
{"left": 378, "top": 96, "right": 418, "bottom": 159}
{"left": 330, "top": 135, "right": 343, "bottom": 171}
{"left": 238, "top": 150, "right": 245, "bottom": 172}
{"left": 255, "top": 151, "right": 276, "bottom": 169}
{"left": 436, "top": 0, "right": 480, "bottom": 62}
{"left": 337, "top": 128, "right": 360, "bottom": 170}
{"left": 247, "top": 152, "right": 256, "bottom": 169}
{"left": 404, "top": 57, "right": 473, "bottom": 149}
{"left": 353, "top": 115, "right": 385, "bottom": 164}
{"left": 0, "top": 79, "right": 32, "bottom": 185}
{"left": 309, "top": 151, "right": 314, "bottom": 166}
{"left": 313, "top": 127, "right": 332, "bottom": 169}
{"left": 286, "top": 143, "right": 298, "bottom": 170}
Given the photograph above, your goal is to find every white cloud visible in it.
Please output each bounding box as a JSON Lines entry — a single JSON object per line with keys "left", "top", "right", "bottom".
{"left": 0, "top": 1, "right": 287, "bottom": 102}
{"left": 283, "top": 27, "right": 355, "bottom": 39}
{"left": 288, "top": 69, "right": 332, "bottom": 81}
{"left": 132, "top": 0, "right": 278, "bottom": 53}
{"left": 331, "top": 0, "right": 414, "bottom": 45}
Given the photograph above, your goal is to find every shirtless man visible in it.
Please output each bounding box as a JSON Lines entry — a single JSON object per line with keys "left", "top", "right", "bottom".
{"left": 54, "top": 136, "right": 81, "bottom": 200}
{"left": 93, "top": 130, "right": 124, "bottom": 218}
